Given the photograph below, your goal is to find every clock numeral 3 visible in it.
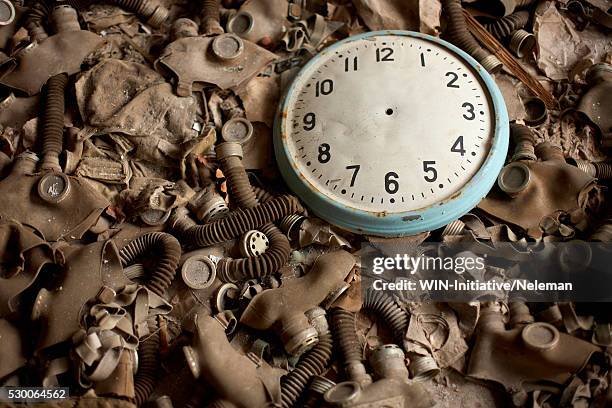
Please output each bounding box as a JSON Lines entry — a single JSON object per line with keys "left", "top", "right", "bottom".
{"left": 315, "top": 80, "right": 334, "bottom": 97}
{"left": 303, "top": 113, "right": 316, "bottom": 131}
{"left": 318, "top": 143, "right": 331, "bottom": 163}
{"left": 423, "top": 161, "right": 437, "bottom": 182}
{"left": 385, "top": 172, "right": 399, "bottom": 194}
{"left": 376, "top": 47, "right": 394, "bottom": 62}
{"left": 462, "top": 102, "right": 476, "bottom": 120}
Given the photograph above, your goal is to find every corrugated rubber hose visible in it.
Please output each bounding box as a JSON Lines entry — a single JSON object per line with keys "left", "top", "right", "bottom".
{"left": 107, "top": 0, "right": 168, "bottom": 27}
{"left": 442, "top": 0, "right": 502, "bottom": 73}
{"left": 253, "top": 186, "right": 275, "bottom": 203}
{"left": 280, "top": 330, "right": 333, "bottom": 408}
{"left": 363, "top": 289, "right": 408, "bottom": 345}
{"left": 216, "top": 149, "right": 292, "bottom": 283}
{"left": 41, "top": 73, "right": 68, "bottom": 171}
{"left": 201, "top": 0, "right": 222, "bottom": 34}
{"left": 201, "top": 0, "right": 220, "bottom": 23}
{"left": 216, "top": 223, "right": 291, "bottom": 282}
{"left": 221, "top": 157, "right": 259, "bottom": 209}
{"left": 173, "top": 195, "right": 303, "bottom": 247}
{"left": 516, "top": 0, "right": 537, "bottom": 7}
{"left": 133, "top": 318, "right": 160, "bottom": 406}
{"left": 483, "top": 11, "right": 529, "bottom": 40}
{"left": 24, "top": 0, "right": 50, "bottom": 42}
{"left": 24, "top": 0, "right": 87, "bottom": 41}
{"left": 119, "top": 232, "right": 181, "bottom": 297}
{"left": 331, "top": 308, "right": 362, "bottom": 369}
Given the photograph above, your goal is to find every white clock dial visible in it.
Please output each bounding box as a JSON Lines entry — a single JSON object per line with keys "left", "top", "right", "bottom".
{"left": 282, "top": 34, "right": 495, "bottom": 213}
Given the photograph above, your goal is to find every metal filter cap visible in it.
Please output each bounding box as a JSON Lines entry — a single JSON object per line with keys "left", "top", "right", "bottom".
{"left": 325, "top": 381, "right": 361, "bottom": 405}
{"left": 227, "top": 11, "right": 254, "bottom": 36}
{"left": 221, "top": 117, "right": 254, "bottom": 144}
{"left": 240, "top": 230, "right": 270, "bottom": 257}
{"left": 521, "top": 322, "right": 560, "bottom": 351}
{"left": 497, "top": 162, "right": 531, "bottom": 196}
{"left": 140, "top": 208, "right": 171, "bottom": 226}
{"left": 181, "top": 255, "right": 217, "bottom": 290}
{"left": 0, "top": 0, "right": 15, "bottom": 26}
{"left": 38, "top": 173, "right": 71, "bottom": 204}
{"left": 523, "top": 97, "right": 548, "bottom": 127}
{"left": 212, "top": 33, "right": 244, "bottom": 61}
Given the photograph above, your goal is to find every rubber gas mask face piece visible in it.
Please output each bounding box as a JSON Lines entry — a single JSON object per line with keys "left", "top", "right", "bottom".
{"left": 0, "top": 170, "right": 109, "bottom": 242}
{"left": 155, "top": 33, "right": 277, "bottom": 96}
{"left": 0, "top": 6, "right": 104, "bottom": 96}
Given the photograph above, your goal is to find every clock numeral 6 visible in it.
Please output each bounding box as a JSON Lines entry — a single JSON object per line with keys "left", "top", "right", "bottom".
{"left": 318, "top": 143, "right": 331, "bottom": 163}
{"left": 385, "top": 172, "right": 399, "bottom": 194}
{"left": 462, "top": 102, "right": 475, "bottom": 120}
{"left": 303, "top": 112, "right": 316, "bottom": 131}
{"left": 315, "top": 80, "right": 334, "bottom": 97}
{"left": 423, "top": 161, "right": 437, "bottom": 182}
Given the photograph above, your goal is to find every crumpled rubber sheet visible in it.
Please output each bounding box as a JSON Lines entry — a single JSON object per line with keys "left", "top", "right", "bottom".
{"left": 76, "top": 59, "right": 205, "bottom": 168}
{"left": 534, "top": 1, "right": 612, "bottom": 81}
{"left": 352, "top": 0, "right": 442, "bottom": 35}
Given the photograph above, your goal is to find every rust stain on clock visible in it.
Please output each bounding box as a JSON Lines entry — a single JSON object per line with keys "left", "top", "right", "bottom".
{"left": 402, "top": 215, "right": 423, "bottom": 222}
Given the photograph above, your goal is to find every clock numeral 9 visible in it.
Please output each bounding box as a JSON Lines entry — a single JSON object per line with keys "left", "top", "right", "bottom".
{"left": 315, "top": 79, "right": 334, "bottom": 97}
{"left": 384, "top": 172, "right": 399, "bottom": 194}
{"left": 318, "top": 143, "right": 331, "bottom": 163}
{"left": 462, "top": 102, "right": 475, "bottom": 120}
{"left": 303, "top": 113, "right": 316, "bottom": 131}
{"left": 423, "top": 161, "right": 437, "bottom": 182}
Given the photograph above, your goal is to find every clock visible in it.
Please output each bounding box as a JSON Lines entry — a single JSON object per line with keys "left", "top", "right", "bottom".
{"left": 274, "top": 30, "right": 509, "bottom": 237}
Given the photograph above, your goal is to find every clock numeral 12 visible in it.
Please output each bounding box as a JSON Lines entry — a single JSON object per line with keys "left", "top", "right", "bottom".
{"left": 376, "top": 48, "right": 394, "bottom": 62}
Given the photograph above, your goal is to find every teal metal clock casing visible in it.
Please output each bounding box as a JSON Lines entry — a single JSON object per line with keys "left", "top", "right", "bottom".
{"left": 274, "top": 30, "right": 509, "bottom": 237}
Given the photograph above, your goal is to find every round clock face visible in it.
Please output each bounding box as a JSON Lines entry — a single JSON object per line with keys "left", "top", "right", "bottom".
{"left": 281, "top": 33, "right": 495, "bottom": 213}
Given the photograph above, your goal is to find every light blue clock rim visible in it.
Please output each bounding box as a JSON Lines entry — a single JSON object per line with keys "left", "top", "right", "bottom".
{"left": 274, "top": 30, "right": 509, "bottom": 237}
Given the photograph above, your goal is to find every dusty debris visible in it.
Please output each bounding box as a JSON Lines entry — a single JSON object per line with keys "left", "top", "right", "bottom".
{"left": 155, "top": 33, "right": 277, "bottom": 95}
{"left": 0, "top": 0, "right": 610, "bottom": 407}
{"left": 75, "top": 59, "right": 207, "bottom": 169}
{"left": 534, "top": 1, "right": 612, "bottom": 81}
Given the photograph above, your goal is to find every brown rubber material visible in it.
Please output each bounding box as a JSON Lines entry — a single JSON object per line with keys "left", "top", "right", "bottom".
{"left": 483, "top": 11, "right": 529, "bottom": 40}
{"left": 119, "top": 232, "right": 181, "bottom": 296}
{"left": 176, "top": 195, "right": 303, "bottom": 247}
